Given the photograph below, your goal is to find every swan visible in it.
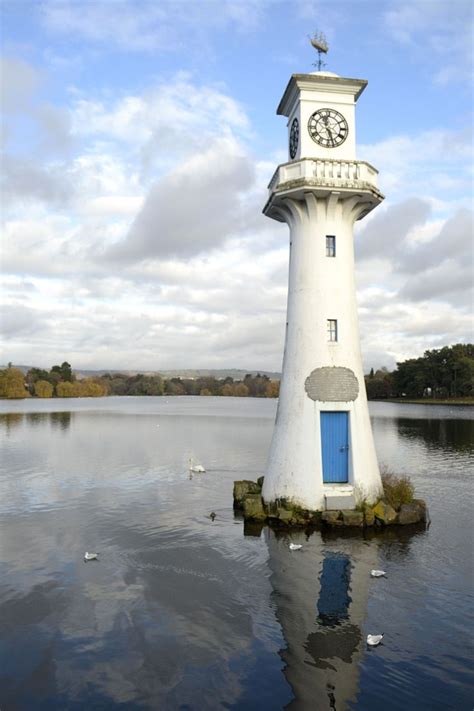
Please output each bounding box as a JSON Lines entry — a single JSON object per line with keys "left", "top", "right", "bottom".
{"left": 189, "top": 458, "right": 205, "bottom": 473}
{"left": 370, "top": 569, "right": 386, "bottom": 577}
{"left": 289, "top": 543, "right": 303, "bottom": 551}
{"left": 367, "top": 633, "right": 384, "bottom": 646}
{"left": 84, "top": 552, "right": 98, "bottom": 561}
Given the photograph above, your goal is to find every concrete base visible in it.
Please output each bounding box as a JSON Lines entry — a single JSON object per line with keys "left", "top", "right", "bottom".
{"left": 324, "top": 485, "right": 355, "bottom": 510}
{"left": 325, "top": 494, "right": 355, "bottom": 510}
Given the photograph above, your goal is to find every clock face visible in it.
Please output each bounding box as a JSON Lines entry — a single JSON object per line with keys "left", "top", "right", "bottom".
{"left": 308, "top": 108, "right": 348, "bottom": 148}
{"left": 289, "top": 117, "right": 299, "bottom": 159}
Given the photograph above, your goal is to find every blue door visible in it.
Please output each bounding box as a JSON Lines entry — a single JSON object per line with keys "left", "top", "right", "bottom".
{"left": 320, "top": 411, "right": 349, "bottom": 483}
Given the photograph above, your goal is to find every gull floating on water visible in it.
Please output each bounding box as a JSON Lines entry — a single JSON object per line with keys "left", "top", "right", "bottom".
{"left": 189, "top": 458, "right": 206, "bottom": 473}
{"left": 84, "top": 552, "right": 98, "bottom": 561}
{"left": 367, "top": 633, "right": 384, "bottom": 646}
{"left": 289, "top": 543, "right": 303, "bottom": 551}
{"left": 370, "top": 569, "right": 386, "bottom": 577}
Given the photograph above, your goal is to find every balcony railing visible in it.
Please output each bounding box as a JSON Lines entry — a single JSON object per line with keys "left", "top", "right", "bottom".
{"left": 268, "top": 158, "right": 380, "bottom": 195}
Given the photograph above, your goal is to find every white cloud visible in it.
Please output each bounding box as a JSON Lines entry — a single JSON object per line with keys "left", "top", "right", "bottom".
{"left": 0, "top": 57, "right": 43, "bottom": 112}
{"left": 70, "top": 74, "right": 251, "bottom": 181}
{"left": 70, "top": 152, "right": 141, "bottom": 202}
{"left": 355, "top": 197, "right": 431, "bottom": 260}
{"left": 355, "top": 203, "right": 473, "bottom": 369}
{"left": 80, "top": 196, "right": 144, "bottom": 218}
{"left": 1, "top": 57, "right": 74, "bottom": 158}
{"left": 383, "top": 0, "right": 474, "bottom": 84}
{"left": 1, "top": 155, "right": 74, "bottom": 205}
{"left": 359, "top": 128, "right": 473, "bottom": 204}
{"left": 0, "top": 303, "right": 48, "bottom": 338}
{"left": 35, "top": 102, "right": 73, "bottom": 155}
{"left": 1, "top": 57, "right": 75, "bottom": 208}
{"left": 107, "top": 137, "right": 257, "bottom": 261}
{"left": 41, "top": 0, "right": 265, "bottom": 53}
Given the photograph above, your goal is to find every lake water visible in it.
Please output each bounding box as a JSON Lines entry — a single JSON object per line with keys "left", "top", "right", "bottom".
{"left": 0, "top": 397, "right": 473, "bottom": 710}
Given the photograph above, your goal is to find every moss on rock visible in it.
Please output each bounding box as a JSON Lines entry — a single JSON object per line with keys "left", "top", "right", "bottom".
{"left": 364, "top": 508, "right": 375, "bottom": 526}
{"left": 233, "top": 480, "right": 262, "bottom": 508}
{"left": 341, "top": 510, "right": 364, "bottom": 527}
{"left": 242, "top": 494, "right": 266, "bottom": 521}
{"left": 372, "top": 501, "right": 398, "bottom": 525}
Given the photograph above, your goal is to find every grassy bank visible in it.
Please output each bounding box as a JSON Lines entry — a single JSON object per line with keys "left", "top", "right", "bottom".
{"left": 383, "top": 397, "right": 474, "bottom": 406}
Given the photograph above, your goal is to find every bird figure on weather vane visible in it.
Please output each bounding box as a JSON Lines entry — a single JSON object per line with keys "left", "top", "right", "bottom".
{"left": 309, "top": 31, "right": 329, "bottom": 71}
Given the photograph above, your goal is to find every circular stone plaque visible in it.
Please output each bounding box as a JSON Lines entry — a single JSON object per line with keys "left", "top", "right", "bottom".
{"left": 304, "top": 366, "right": 359, "bottom": 402}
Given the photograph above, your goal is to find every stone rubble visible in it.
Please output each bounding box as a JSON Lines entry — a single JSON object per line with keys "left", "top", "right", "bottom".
{"left": 233, "top": 477, "right": 428, "bottom": 530}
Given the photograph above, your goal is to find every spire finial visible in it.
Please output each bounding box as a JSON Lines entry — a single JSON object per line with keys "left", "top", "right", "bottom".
{"left": 309, "top": 31, "right": 329, "bottom": 71}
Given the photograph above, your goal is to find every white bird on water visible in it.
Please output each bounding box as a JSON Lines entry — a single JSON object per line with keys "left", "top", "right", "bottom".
{"left": 289, "top": 543, "right": 303, "bottom": 551}
{"left": 370, "top": 569, "right": 386, "bottom": 577}
{"left": 367, "top": 633, "right": 384, "bottom": 646}
{"left": 84, "top": 552, "right": 98, "bottom": 561}
{"left": 189, "top": 458, "right": 206, "bottom": 473}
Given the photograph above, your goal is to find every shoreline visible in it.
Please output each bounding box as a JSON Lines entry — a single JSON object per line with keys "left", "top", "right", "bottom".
{"left": 380, "top": 398, "right": 473, "bottom": 406}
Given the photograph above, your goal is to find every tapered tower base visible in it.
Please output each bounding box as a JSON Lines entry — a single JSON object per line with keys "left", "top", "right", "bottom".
{"left": 261, "top": 185, "right": 384, "bottom": 512}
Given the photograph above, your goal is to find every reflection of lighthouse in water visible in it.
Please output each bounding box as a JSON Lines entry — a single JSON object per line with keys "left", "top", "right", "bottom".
{"left": 266, "top": 529, "right": 379, "bottom": 710}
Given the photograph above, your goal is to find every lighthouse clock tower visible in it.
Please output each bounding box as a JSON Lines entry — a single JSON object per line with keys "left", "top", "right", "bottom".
{"left": 262, "top": 59, "right": 384, "bottom": 512}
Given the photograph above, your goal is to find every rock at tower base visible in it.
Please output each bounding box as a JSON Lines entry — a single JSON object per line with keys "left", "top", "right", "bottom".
{"left": 232, "top": 477, "right": 428, "bottom": 530}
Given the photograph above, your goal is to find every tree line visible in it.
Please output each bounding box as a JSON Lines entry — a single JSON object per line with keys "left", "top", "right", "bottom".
{"left": 1, "top": 344, "right": 472, "bottom": 400}
{"left": 365, "top": 344, "right": 473, "bottom": 400}
{"left": 0, "top": 362, "right": 109, "bottom": 399}
{"left": 90, "top": 372, "right": 280, "bottom": 398}
{"left": 0, "top": 363, "right": 280, "bottom": 399}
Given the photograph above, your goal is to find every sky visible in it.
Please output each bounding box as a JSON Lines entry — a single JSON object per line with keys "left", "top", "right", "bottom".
{"left": 1, "top": 0, "right": 473, "bottom": 373}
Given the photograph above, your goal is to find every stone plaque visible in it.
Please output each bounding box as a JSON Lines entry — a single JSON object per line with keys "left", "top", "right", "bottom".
{"left": 305, "top": 366, "right": 359, "bottom": 402}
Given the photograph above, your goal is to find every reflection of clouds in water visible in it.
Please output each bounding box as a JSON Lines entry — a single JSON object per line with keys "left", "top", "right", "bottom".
{"left": 52, "top": 546, "right": 265, "bottom": 708}
{"left": 1, "top": 501, "right": 281, "bottom": 708}
{"left": 0, "top": 577, "right": 71, "bottom": 707}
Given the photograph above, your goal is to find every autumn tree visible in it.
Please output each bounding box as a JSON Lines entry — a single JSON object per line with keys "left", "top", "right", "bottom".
{"left": 34, "top": 380, "right": 54, "bottom": 398}
{"left": 80, "top": 378, "right": 108, "bottom": 397}
{"left": 265, "top": 380, "right": 280, "bottom": 398}
{"left": 220, "top": 383, "right": 234, "bottom": 396}
{"left": 234, "top": 383, "right": 249, "bottom": 397}
{"left": 0, "top": 367, "right": 30, "bottom": 399}
{"left": 56, "top": 381, "right": 80, "bottom": 397}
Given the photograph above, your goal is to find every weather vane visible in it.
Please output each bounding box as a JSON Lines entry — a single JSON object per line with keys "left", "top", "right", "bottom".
{"left": 309, "top": 30, "right": 328, "bottom": 71}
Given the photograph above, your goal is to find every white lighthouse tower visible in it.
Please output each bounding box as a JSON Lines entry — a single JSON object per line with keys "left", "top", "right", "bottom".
{"left": 262, "top": 56, "right": 384, "bottom": 512}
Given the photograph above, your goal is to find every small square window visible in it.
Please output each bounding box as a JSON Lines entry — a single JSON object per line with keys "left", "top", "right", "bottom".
{"left": 326, "top": 235, "right": 336, "bottom": 257}
{"left": 327, "top": 319, "right": 338, "bottom": 342}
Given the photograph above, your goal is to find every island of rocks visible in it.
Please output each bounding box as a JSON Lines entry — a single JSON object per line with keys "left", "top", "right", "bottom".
{"left": 233, "top": 477, "right": 429, "bottom": 530}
